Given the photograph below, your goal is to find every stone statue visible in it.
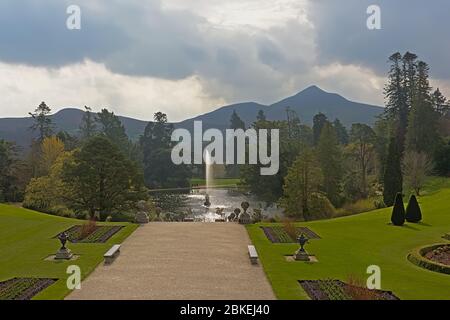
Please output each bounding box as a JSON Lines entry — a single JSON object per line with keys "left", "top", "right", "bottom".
{"left": 204, "top": 194, "right": 211, "bottom": 207}
{"left": 135, "top": 200, "right": 149, "bottom": 224}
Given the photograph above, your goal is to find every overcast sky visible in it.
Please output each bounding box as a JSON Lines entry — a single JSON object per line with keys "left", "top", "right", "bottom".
{"left": 0, "top": 0, "right": 449, "bottom": 121}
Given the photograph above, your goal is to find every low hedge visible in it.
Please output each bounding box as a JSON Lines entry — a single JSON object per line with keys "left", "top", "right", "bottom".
{"left": 443, "top": 233, "right": 450, "bottom": 241}
{"left": 407, "top": 243, "right": 450, "bottom": 275}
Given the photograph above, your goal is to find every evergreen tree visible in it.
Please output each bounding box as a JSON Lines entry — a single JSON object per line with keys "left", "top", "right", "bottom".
{"left": 96, "top": 108, "right": 132, "bottom": 157}
{"left": 0, "top": 140, "right": 18, "bottom": 202}
{"left": 29, "top": 102, "right": 54, "bottom": 143}
{"left": 431, "top": 88, "right": 449, "bottom": 116}
{"left": 384, "top": 53, "right": 408, "bottom": 154}
{"left": 62, "top": 136, "right": 146, "bottom": 220}
{"left": 333, "top": 118, "right": 349, "bottom": 145}
{"left": 391, "top": 192, "right": 405, "bottom": 226}
{"left": 280, "top": 148, "right": 323, "bottom": 221}
{"left": 317, "top": 122, "right": 343, "bottom": 206}
{"left": 230, "top": 110, "right": 245, "bottom": 130}
{"left": 79, "top": 106, "right": 97, "bottom": 139}
{"left": 256, "top": 110, "right": 266, "bottom": 122}
{"left": 405, "top": 194, "right": 422, "bottom": 223}
{"left": 313, "top": 112, "right": 329, "bottom": 145}
{"left": 406, "top": 61, "right": 439, "bottom": 155}
{"left": 227, "top": 110, "right": 246, "bottom": 177}
{"left": 383, "top": 137, "right": 403, "bottom": 206}
{"left": 140, "top": 112, "right": 190, "bottom": 189}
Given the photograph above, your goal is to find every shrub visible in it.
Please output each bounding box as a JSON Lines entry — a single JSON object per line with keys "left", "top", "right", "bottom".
{"left": 80, "top": 219, "right": 97, "bottom": 239}
{"left": 405, "top": 195, "right": 422, "bottom": 223}
{"left": 282, "top": 219, "right": 299, "bottom": 241}
{"left": 391, "top": 193, "right": 405, "bottom": 226}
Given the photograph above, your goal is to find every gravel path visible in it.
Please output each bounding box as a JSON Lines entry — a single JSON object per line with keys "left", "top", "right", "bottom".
{"left": 66, "top": 223, "right": 275, "bottom": 300}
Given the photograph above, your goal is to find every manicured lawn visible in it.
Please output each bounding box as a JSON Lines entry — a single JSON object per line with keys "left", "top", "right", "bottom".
{"left": 247, "top": 188, "right": 450, "bottom": 300}
{"left": 0, "top": 205, "right": 137, "bottom": 300}
{"left": 190, "top": 178, "right": 241, "bottom": 187}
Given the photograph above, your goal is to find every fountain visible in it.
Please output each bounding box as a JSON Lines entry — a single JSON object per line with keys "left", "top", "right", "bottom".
{"left": 203, "top": 150, "right": 213, "bottom": 209}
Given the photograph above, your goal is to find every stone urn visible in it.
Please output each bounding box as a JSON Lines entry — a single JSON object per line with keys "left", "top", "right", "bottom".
{"left": 55, "top": 232, "right": 73, "bottom": 260}
{"left": 135, "top": 200, "right": 149, "bottom": 224}
{"left": 293, "top": 234, "right": 310, "bottom": 261}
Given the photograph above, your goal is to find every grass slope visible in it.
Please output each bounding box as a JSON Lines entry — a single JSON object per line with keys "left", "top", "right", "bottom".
{"left": 0, "top": 205, "right": 137, "bottom": 299}
{"left": 247, "top": 188, "right": 450, "bottom": 300}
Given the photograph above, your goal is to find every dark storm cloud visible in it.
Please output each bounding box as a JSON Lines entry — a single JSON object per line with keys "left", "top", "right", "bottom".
{"left": 0, "top": 0, "right": 209, "bottom": 79}
{"left": 309, "top": 0, "right": 450, "bottom": 79}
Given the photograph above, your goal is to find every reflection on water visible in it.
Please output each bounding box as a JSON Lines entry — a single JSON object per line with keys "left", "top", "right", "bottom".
{"left": 185, "top": 188, "right": 280, "bottom": 222}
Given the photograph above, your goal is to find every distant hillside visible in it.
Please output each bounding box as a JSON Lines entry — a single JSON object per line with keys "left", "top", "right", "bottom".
{"left": 0, "top": 85, "right": 384, "bottom": 149}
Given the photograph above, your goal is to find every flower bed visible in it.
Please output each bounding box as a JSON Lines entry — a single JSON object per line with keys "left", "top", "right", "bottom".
{"left": 299, "top": 280, "right": 399, "bottom": 300}
{"left": 0, "top": 278, "right": 56, "bottom": 300}
{"left": 408, "top": 243, "right": 450, "bottom": 274}
{"left": 261, "top": 226, "right": 320, "bottom": 243}
{"left": 56, "top": 225, "right": 123, "bottom": 243}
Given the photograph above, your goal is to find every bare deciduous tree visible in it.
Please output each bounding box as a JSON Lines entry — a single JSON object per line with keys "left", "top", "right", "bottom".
{"left": 402, "top": 151, "right": 433, "bottom": 195}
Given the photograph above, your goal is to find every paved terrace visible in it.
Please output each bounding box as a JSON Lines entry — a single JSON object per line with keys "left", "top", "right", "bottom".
{"left": 67, "top": 223, "right": 275, "bottom": 300}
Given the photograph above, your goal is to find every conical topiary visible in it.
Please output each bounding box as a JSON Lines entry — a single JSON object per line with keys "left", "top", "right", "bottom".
{"left": 391, "top": 193, "right": 405, "bottom": 226}
{"left": 405, "top": 195, "right": 422, "bottom": 223}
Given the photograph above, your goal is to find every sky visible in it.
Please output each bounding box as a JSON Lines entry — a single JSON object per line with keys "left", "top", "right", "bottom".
{"left": 0, "top": 0, "right": 449, "bottom": 122}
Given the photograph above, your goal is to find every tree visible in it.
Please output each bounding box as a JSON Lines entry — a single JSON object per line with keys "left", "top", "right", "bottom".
{"left": 40, "top": 136, "right": 65, "bottom": 176}
{"left": 230, "top": 110, "right": 245, "bottom": 130}
{"left": 406, "top": 61, "right": 439, "bottom": 155}
{"left": 23, "top": 151, "right": 74, "bottom": 214}
{"left": 333, "top": 118, "right": 349, "bottom": 145}
{"left": 256, "top": 110, "right": 266, "bottom": 122}
{"left": 141, "top": 112, "right": 190, "bottom": 189}
{"left": 349, "top": 123, "right": 376, "bottom": 197}
{"left": 29, "top": 102, "right": 54, "bottom": 143}
{"left": 96, "top": 109, "right": 130, "bottom": 152}
{"left": 402, "top": 151, "right": 432, "bottom": 196}
{"left": 384, "top": 53, "right": 409, "bottom": 155}
{"left": 433, "top": 139, "right": 450, "bottom": 176}
{"left": 62, "top": 136, "right": 146, "bottom": 220}
{"left": 405, "top": 195, "right": 422, "bottom": 223}
{"left": 56, "top": 131, "right": 79, "bottom": 151}
{"left": 0, "top": 140, "right": 18, "bottom": 202}
{"left": 227, "top": 110, "right": 246, "bottom": 177}
{"left": 383, "top": 137, "right": 403, "bottom": 206}
{"left": 317, "top": 122, "right": 343, "bottom": 206}
{"left": 79, "top": 106, "right": 97, "bottom": 139}
{"left": 431, "top": 88, "right": 449, "bottom": 116}
{"left": 313, "top": 112, "right": 329, "bottom": 145}
{"left": 391, "top": 192, "right": 405, "bottom": 226}
{"left": 279, "top": 148, "right": 324, "bottom": 221}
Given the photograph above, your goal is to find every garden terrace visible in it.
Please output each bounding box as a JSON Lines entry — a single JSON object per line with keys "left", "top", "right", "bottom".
{"left": 247, "top": 188, "right": 450, "bottom": 299}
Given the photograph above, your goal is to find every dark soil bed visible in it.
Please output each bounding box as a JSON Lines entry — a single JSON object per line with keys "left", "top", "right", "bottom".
{"left": 56, "top": 225, "right": 123, "bottom": 243}
{"left": 299, "top": 280, "right": 399, "bottom": 300}
{"left": 261, "top": 226, "right": 320, "bottom": 243}
{"left": 0, "top": 278, "right": 57, "bottom": 300}
{"left": 424, "top": 244, "right": 450, "bottom": 265}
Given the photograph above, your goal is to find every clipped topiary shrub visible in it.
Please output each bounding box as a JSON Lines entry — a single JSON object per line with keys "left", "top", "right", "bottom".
{"left": 405, "top": 195, "right": 422, "bottom": 223}
{"left": 391, "top": 193, "right": 405, "bottom": 226}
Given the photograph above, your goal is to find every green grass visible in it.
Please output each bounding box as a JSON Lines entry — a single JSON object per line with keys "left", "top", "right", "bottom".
{"left": 247, "top": 188, "right": 450, "bottom": 300}
{"left": 0, "top": 205, "right": 137, "bottom": 300}
{"left": 190, "top": 178, "right": 241, "bottom": 187}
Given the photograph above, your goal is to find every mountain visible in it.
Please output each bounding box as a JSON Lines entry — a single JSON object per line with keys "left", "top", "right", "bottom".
{"left": 178, "top": 85, "right": 383, "bottom": 131}
{"left": 0, "top": 86, "right": 384, "bottom": 149}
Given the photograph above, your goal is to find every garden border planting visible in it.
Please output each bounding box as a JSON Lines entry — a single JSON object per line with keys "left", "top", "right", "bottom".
{"left": 298, "top": 280, "right": 399, "bottom": 300}
{"left": 261, "top": 226, "right": 320, "bottom": 243}
{"left": 0, "top": 278, "right": 57, "bottom": 300}
{"left": 407, "top": 243, "right": 450, "bottom": 275}
{"left": 443, "top": 233, "right": 450, "bottom": 241}
{"left": 55, "top": 225, "right": 124, "bottom": 243}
